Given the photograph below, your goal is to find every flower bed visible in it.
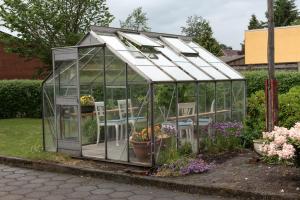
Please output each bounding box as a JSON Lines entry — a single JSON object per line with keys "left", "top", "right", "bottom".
{"left": 156, "top": 156, "right": 214, "bottom": 177}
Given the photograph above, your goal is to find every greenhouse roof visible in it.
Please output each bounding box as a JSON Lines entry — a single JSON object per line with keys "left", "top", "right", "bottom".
{"left": 80, "top": 26, "right": 244, "bottom": 82}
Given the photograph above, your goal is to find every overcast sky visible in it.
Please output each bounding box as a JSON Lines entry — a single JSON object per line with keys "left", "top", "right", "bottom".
{"left": 108, "top": 0, "right": 300, "bottom": 50}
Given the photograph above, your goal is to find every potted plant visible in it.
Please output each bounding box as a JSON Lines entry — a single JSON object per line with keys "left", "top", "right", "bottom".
{"left": 80, "top": 95, "right": 95, "bottom": 113}
{"left": 130, "top": 125, "right": 168, "bottom": 161}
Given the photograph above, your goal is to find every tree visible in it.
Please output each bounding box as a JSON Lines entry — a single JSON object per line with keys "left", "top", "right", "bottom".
{"left": 248, "top": 14, "right": 264, "bottom": 30}
{"left": 0, "top": 0, "right": 114, "bottom": 69}
{"left": 181, "top": 15, "right": 223, "bottom": 56}
{"left": 267, "top": 0, "right": 299, "bottom": 26}
{"left": 120, "top": 7, "right": 150, "bottom": 31}
{"left": 220, "top": 44, "right": 232, "bottom": 50}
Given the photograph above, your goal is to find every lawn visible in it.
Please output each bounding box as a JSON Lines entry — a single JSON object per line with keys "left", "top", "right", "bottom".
{"left": 0, "top": 118, "right": 69, "bottom": 161}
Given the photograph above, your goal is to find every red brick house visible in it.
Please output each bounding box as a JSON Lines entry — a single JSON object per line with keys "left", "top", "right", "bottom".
{"left": 0, "top": 31, "right": 44, "bottom": 79}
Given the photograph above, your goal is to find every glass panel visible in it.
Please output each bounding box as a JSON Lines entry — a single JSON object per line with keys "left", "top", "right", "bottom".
{"left": 160, "top": 66, "right": 193, "bottom": 81}
{"left": 105, "top": 49, "right": 127, "bottom": 161}
{"left": 187, "top": 57, "right": 210, "bottom": 67}
{"left": 155, "top": 46, "right": 187, "bottom": 62}
{"left": 54, "top": 60, "right": 78, "bottom": 97}
{"left": 198, "top": 82, "right": 216, "bottom": 152}
{"left": 191, "top": 45, "right": 221, "bottom": 63}
{"left": 153, "top": 84, "right": 177, "bottom": 165}
{"left": 97, "top": 35, "right": 127, "bottom": 51}
{"left": 79, "top": 47, "right": 105, "bottom": 159}
{"left": 215, "top": 82, "right": 231, "bottom": 122}
{"left": 136, "top": 65, "right": 173, "bottom": 82}
{"left": 200, "top": 67, "right": 228, "bottom": 80}
{"left": 177, "top": 83, "right": 198, "bottom": 153}
{"left": 57, "top": 105, "right": 79, "bottom": 140}
{"left": 128, "top": 70, "right": 150, "bottom": 164}
{"left": 162, "top": 37, "right": 197, "bottom": 54}
{"left": 175, "top": 62, "right": 212, "bottom": 81}
{"left": 150, "top": 54, "right": 176, "bottom": 67}
{"left": 43, "top": 76, "right": 56, "bottom": 152}
{"left": 118, "top": 51, "right": 153, "bottom": 66}
{"left": 232, "top": 81, "right": 245, "bottom": 122}
{"left": 121, "top": 32, "right": 161, "bottom": 47}
{"left": 210, "top": 62, "right": 244, "bottom": 79}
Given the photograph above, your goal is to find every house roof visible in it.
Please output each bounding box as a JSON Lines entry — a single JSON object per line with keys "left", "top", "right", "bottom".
{"left": 220, "top": 55, "right": 245, "bottom": 63}
{"left": 78, "top": 26, "right": 244, "bottom": 82}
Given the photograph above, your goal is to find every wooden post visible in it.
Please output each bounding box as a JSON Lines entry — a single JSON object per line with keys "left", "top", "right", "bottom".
{"left": 266, "top": 0, "right": 278, "bottom": 131}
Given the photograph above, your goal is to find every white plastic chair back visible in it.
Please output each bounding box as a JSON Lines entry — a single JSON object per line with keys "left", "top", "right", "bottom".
{"left": 178, "top": 102, "right": 196, "bottom": 117}
{"left": 117, "top": 99, "right": 133, "bottom": 120}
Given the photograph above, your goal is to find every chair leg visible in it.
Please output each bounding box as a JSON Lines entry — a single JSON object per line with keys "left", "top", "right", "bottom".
{"left": 115, "top": 125, "right": 119, "bottom": 146}
{"left": 120, "top": 124, "right": 123, "bottom": 140}
{"left": 97, "top": 126, "right": 100, "bottom": 145}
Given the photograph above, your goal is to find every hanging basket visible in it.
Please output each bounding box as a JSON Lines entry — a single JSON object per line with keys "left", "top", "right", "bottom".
{"left": 81, "top": 105, "right": 94, "bottom": 113}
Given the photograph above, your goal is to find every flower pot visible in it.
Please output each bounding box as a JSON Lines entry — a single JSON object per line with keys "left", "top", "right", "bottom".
{"left": 130, "top": 139, "right": 161, "bottom": 161}
{"left": 81, "top": 105, "right": 94, "bottom": 113}
{"left": 253, "top": 139, "right": 265, "bottom": 156}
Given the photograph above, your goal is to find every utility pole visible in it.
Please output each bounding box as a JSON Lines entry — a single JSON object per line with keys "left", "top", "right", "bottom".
{"left": 266, "top": 0, "right": 278, "bottom": 132}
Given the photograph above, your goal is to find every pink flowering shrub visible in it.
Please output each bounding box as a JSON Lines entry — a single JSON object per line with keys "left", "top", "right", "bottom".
{"left": 261, "top": 123, "right": 300, "bottom": 165}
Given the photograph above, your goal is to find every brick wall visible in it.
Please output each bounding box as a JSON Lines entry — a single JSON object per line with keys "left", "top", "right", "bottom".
{"left": 0, "top": 43, "right": 44, "bottom": 79}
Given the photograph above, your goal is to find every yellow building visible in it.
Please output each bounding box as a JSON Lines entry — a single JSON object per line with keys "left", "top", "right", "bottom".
{"left": 245, "top": 25, "right": 300, "bottom": 65}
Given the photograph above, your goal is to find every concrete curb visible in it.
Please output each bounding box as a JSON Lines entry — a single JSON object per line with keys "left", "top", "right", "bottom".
{"left": 0, "top": 156, "right": 297, "bottom": 200}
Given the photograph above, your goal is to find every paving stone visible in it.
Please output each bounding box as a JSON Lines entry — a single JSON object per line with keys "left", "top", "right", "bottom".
{"left": 128, "top": 194, "right": 153, "bottom": 200}
{"left": 21, "top": 183, "right": 41, "bottom": 189}
{"left": 5, "top": 173, "right": 25, "bottom": 179}
{"left": 58, "top": 183, "right": 81, "bottom": 189}
{"left": 51, "top": 175, "right": 71, "bottom": 181}
{"left": 74, "top": 186, "right": 97, "bottom": 192}
{"left": 43, "top": 195, "right": 66, "bottom": 200}
{"left": 18, "top": 175, "right": 37, "bottom": 181}
{"left": 51, "top": 188, "right": 74, "bottom": 195}
{"left": 109, "top": 191, "right": 133, "bottom": 198}
{"left": 44, "top": 180, "right": 65, "bottom": 186}
{"left": 86, "top": 195, "right": 109, "bottom": 200}
{"left": 25, "top": 191, "right": 49, "bottom": 198}
{"left": 1, "top": 194, "right": 23, "bottom": 200}
{"left": 91, "top": 188, "right": 114, "bottom": 195}
{"left": 67, "top": 191, "right": 90, "bottom": 198}
{"left": 30, "top": 178, "right": 49, "bottom": 184}
{"left": 11, "top": 188, "right": 33, "bottom": 195}
{"left": 2, "top": 167, "right": 19, "bottom": 172}
{"left": 0, "top": 191, "right": 8, "bottom": 196}
{"left": 0, "top": 164, "right": 236, "bottom": 200}
{"left": 35, "top": 185, "right": 57, "bottom": 192}
{"left": 7, "top": 180, "right": 28, "bottom": 186}
{"left": 0, "top": 186, "right": 18, "bottom": 192}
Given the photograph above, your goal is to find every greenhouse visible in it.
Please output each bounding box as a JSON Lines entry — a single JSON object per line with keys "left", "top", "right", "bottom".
{"left": 42, "top": 26, "right": 246, "bottom": 167}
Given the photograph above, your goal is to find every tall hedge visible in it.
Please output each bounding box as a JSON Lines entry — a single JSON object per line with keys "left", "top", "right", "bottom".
{"left": 0, "top": 80, "right": 42, "bottom": 118}
{"left": 243, "top": 71, "right": 300, "bottom": 96}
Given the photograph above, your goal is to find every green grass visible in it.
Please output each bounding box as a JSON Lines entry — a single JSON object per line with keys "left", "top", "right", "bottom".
{"left": 0, "top": 118, "right": 70, "bottom": 161}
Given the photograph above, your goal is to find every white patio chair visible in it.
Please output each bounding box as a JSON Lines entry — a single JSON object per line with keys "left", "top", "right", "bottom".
{"left": 178, "top": 102, "right": 196, "bottom": 141}
{"left": 198, "top": 100, "right": 215, "bottom": 135}
{"left": 117, "top": 99, "right": 145, "bottom": 134}
{"left": 95, "top": 102, "right": 125, "bottom": 146}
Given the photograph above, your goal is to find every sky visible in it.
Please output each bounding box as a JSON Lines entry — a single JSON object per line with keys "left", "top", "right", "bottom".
{"left": 108, "top": 0, "right": 300, "bottom": 50}
{"left": 1, "top": 1, "right": 300, "bottom": 50}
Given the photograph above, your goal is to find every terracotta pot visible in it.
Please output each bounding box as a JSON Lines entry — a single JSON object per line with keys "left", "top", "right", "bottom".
{"left": 130, "top": 139, "right": 161, "bottom": 161}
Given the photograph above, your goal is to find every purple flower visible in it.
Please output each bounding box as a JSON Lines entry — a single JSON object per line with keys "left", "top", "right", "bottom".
{"left": 179, "top": 158, "right": 214, "bottom": 175}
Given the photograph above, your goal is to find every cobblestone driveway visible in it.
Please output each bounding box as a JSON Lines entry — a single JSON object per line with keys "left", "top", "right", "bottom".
{"left": 0, "top": 164, "right": 235, "bottom": 200}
